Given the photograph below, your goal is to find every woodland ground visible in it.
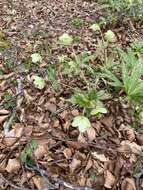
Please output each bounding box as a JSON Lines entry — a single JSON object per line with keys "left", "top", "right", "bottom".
{"left": 0, "top": 1, "right": 143, "bottom": 190}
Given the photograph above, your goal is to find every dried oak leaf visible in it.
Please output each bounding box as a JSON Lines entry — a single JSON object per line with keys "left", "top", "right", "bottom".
{"left": 121, "top": 177, "right": 136, "bottom": 190}
{"left": 32, "top": 176, "right": 47, "bottom": 190}
{"left": 34, "top": 145, "right": 48, "bottom": 159}
{"left": 65, "top": 140, "right": 88, "bottom": 150}
{"left": 104, "top": 170, "right": 116, "bottom": 189}
{"left": 119, "top": 124, "right": 135, "bottom": 142}
{"left": 3, "top": 124, "right": 23, "bottom": 146}
{"left": 92, "top": 152, "right": 109, "bottom": 162}
{"left": 136, "top": 133, "right": 143, "bottom": 145}
{"left": 69, "top": 158, "right": 81, "bottom": 173}
{"left": 63, "top": 148, "right": 72, "bottom": 159}
{"left": 86, "top": 127, "right": 96, "bottom": 141}
{"left": 5, "top": 158, "right": 20, "bottom": 173}
{"left": 118, "top": 140, "right": 142, "bottom": 155}
{"left": 0, "top": 109, "right": 9, "bottom": 124}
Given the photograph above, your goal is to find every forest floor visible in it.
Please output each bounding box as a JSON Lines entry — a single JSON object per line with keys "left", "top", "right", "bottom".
{"left": 0, "top": 1, "right": 143, "bottom": 190}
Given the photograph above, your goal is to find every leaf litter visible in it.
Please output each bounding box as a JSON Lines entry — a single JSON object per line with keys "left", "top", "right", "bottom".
{"left": 0, "top": 0, "right": 143, "bottom": 190}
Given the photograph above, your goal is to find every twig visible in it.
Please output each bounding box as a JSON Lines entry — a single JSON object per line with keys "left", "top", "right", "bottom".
{"left": 0, "top": 174, "right": 34, "bottom": 190}
{"left": 25, "top": 164, "right": 94, "bottom": 190}
{"left": 3, "top": 109, "right": 16, "bottom": 135}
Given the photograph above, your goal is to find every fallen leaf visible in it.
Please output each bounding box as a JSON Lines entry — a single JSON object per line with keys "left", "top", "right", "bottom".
{"left": 69, "top": 158, "right": 81, "bottom": 173}
{"left": 71, "top": 109, "right": 79, "bottom": 116}
{"left": 92, "top": 152, "right": 109, "bottom": 162}
{"left": 118, "top": 140, "right": 142, "bottom": 155}
{"left": 136, "top": 133, "right": 143, "bottom": 145}
{"left": 0, "top": 109, "right": 9, "bottom": 114}
{"left": 86, "top": 127, "right": 96, "bottom": 141}
{"left": 104, "top": 170, "right": 116, "bottom": 188}
{"left": 84, "top": 159, "right": 93, "bottom": 173}
{"left": 34, "top": 145, "right": 48, "bottom": 159}
{"left": 32, "top": 176, "right": 46, "bottom": 190}
{"left": 119, "top": 124, "right": 135, "bottom": 142}
{"left": 65, "top": 140, "right": 88, "bottom": 150}
{"left": 0, "top": 115, "right": 8, "bottom": 124}
{"left": 3, "top": 124, "right": 24, "bottom": 146}
{"left": 44, "top": 102, "right": 56, "bottom": 113}
{"left": 6, "top": 158, "right": 20, "bottom": 173}
{"left": 121, "top": 177, "right": 136, "bottom": 190}
{"left": 63, "top": 148, "right": 72, "bottom": 159}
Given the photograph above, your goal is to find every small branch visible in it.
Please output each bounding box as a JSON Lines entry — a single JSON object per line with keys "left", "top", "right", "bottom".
{"left": 0, "top": 174, "right": 34, "bottom": 190}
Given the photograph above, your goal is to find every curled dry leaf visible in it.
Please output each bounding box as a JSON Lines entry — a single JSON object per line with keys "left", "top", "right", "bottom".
{"left": 119, "top": 124, "right": 135, "bottom": 142}
{"left": 0, "top": 109, "right": 9, "bottom": 114}
{"left": 63, "top": 148, "right": 72, "bottom": 159}
{"left": 69, "top": 158, "right": 81, "bottom": 173}
{"left": 5, "top": 158, "right": 20, "bottom": 173}
{"left": 92, "top": 152, "right": 109, "bottom": 162}
{"left": 0, "top": 115, "right": 9, "bottom": 124}
{"left": 34, "top": 145, "right": 48, "bottom": 159}
{"left": 136, "top": 133, "right": 143, "bottom": 145}
{"left": 32, "top": 176, "right": 46, "bottom": 190}
{"left": 121, "top": 177, "right": 136, "bottom": 190}
{"left": 104, "top": 170, "right": 116, "bottom": 189}
{"left": 3, "top": 124, "right": 24, "bottom": 146}
{"left": 118, "top": 140, "right": 142, "bottom": 155}
{"left": 86, "top": 127, "right": 96, "bottom": 141}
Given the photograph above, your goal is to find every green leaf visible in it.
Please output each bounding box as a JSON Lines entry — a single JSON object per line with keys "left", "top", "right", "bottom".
{"left": 59, "top": 33, "right": 73, "bottom": 46}
{"left": 21, "top": 139, "right": 38, "bottom": 164}
{"left": 32, "top": 75, "right": 45, "bottom": 90}
{"left": 91, "top": 107, "right": 107, "bottom": 115}
{"left": 31, "top": 53, "right": 42, "bottom": 63}
{"left": 90, "top": 23, "right": 100, "bottom": 32}
{"left": 72, "top": 116, "right": 91, "bottom": 133}
{"left": 104, "top": 30, "right": 116, "bottom": 43}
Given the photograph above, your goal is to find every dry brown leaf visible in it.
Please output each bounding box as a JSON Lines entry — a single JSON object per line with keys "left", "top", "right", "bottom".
{"left": 84, "top": 159, "right": 93, "bottom": 173}
{"left": 5, "top": 158, "right": 20, "bottom": 173}
{"left": 0, "top": 115, "right": 8, "bottom": 124}
{"left": 34, "top": 145, "right": 48, "bottom": 159}
{"left": 0, "top": 160, "right": 6, "bottom": 172}
{"left": 44, "top": 102, "right": 56, "bottom": 113}
{"left": 69, "top": 158, "right": 81, "bottom": 173}
{"left": 100, "top": 116, "right": 115, "bottom": 135}
{"left": 78, "top": 133, "right": 86, "bottom": 143}
{"left": 3, "top": 124, "right": 23, "bottom": 146}
{"left": 65, "top": 140, "right": 88, "bottom": 150}
{"left": 86, "top": 127, "right": 96, "bottom": 141}
{"left": 78, "top": 176, "right": 86, "bottom": 186}
{"left": 92, "top": 152, "right": 109, "bottom": 162}
{"left": 71, "top": 109, "right": 79, "bottom": 116}
{"left": 136, "top": 133, "right": 143, "bottom": 145}
{"left": 32, "top": 176, "right": 46, "bottom": 190}
{"left": 121, "top": 177, "right": 136, "bottom": 190}
{"left": 118, "top": 140, "right": 142, "bottom": 155}
{"left": 0, "top": 109, "right": 9, "bottom": 114}
{"left": 63, "top": 148, "right": 72, "bottom": 159}
{"left": 119, "top": 124, "right": 135, "bottom": 142}
{"left": 104, "top": 170, "right": 116, "bottom": 189}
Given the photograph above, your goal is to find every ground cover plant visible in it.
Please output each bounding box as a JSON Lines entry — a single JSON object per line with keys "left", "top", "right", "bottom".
{"left": 0, "top": 0, "right": 143, "bottom": 190}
